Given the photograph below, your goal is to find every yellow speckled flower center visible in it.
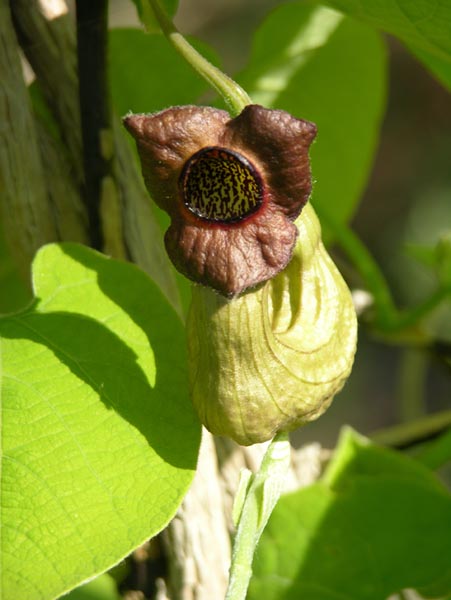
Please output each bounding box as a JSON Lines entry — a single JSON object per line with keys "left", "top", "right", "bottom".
{"left": 180, "top": 146, "right": 263, "bottom": 223}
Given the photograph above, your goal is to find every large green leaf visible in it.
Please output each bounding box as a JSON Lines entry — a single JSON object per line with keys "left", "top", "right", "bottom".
{"left": 0, "top": 243, "right": 201, "bottom": 599}
{"left": 249, "top": 428, "right": 451, "bottom": 600}
{"left": 416, "top": 427, "right": 451, "bottom": 471}
{"left": 237, "top": 3, "right": 387, "bottom": 232}
{"left": 109, "top": 28, "right": 217, "bottom": 116}
{"left": 63, "top": 573, "right": 120, "bottom": 600}
{"left": 321, "top": 0, "right": 451, "bottom": 90}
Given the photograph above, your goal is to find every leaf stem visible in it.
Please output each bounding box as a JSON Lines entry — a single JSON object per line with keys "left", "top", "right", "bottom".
{"left": 225, "top": 431, "right": 291, "bottom": 600}
{"left": 146, "top": 0, "right": 251, "bottom": 116}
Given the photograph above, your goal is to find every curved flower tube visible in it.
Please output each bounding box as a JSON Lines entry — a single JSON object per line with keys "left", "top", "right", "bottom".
{"left": 124, "top": 104, "right": 316, "bottom": 297}
{"left": 187, "top": 204, "right": 358, "bottom": 445}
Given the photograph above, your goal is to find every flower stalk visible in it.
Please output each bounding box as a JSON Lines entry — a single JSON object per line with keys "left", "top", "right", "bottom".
{"left": 146, "top": 0, "right": 251, "bottom": 115}
{"left": 225, "top": 431, "right": 291, "bottom": 600}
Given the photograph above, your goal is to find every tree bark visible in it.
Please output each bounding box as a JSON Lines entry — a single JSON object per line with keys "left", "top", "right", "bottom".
{"left": 0, "top": 0, "right": 58, "bottom": 277}
{"left": 163, "top": 432, "right": 231, "bottom": 600}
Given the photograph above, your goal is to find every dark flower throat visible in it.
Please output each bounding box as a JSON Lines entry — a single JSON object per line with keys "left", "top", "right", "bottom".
{"left": 180, "top": 146, "right": 263, "bottom": 223}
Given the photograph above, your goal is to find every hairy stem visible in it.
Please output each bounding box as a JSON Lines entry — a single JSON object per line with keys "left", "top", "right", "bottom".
{"left": 225, "top": 431, "right": 291, "bottom": 600}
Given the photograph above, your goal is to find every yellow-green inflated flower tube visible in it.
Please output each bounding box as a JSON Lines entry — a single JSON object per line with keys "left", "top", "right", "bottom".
{"left": 187, "top": 203, "right": 357, "bottom": 446}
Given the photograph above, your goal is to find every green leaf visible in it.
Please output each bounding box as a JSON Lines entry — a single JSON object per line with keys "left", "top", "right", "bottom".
{"left": 405, "top": 242, "right": 438, "bottom": 269}
{"left": 129, "top": 0, "right": 178, "bottom": 33}
{"left": 321, "top": 0, "right": 451, "bottom": 91}
{"left": 63, "top": 573, "right": 120, "bottom": 600}
{"left": 412, "top": 45, "right": 451, "bottom": 92}
{"left": 1, "top": 243, "right": 201, "bottom": 599}
{"left": 415, "top": 428, "right": 451, "bottom": 471}
{"left": 323, "top": 428, "right": 445, "bottom": 490}
{"left": 237, "top": 3, "right": 387, "bottom": 234}
{"left": 109, "top": 28, "right": 217, "bottom": 116}
{"left": 249, "top": 428, "right": 451, "bottom": 600}
{"left": 406, "top": 234, "right": 451, "bottom": 286}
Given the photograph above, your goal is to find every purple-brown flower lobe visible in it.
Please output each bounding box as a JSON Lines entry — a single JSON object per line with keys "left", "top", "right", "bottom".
{"left": 123, "top": 104, "right": 316, "bottom": 296}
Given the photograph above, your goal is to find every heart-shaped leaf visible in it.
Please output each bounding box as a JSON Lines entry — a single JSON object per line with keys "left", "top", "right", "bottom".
{"left": 249, "top": 428, "right": 451, "bottom": 600}
{"left": 0, "top": 243, "right": 201, "bottom": 599}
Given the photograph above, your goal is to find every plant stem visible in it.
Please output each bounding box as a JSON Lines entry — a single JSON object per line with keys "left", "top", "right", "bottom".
{"left": 146, "top": 0, "right": 251, "bottom": 116}
{"left": 225, "top": 431, "right": 291, "bottom": 600}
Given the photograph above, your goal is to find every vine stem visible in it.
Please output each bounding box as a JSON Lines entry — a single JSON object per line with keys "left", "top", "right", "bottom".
{"left": 225, "top": 431, "right": 291, "bottom": 600}
{"left": 146, "top": 0, "right": 251, "bottom": 116}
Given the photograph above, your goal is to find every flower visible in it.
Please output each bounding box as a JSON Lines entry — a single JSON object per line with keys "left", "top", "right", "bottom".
{"left": 123, "top": 104, "right": 316, "bottom": 297}
{"left": 187, "top": 203, "right": 358, "bottom": 445}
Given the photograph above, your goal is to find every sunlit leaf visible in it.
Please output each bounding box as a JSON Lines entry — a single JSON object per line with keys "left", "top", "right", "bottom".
{"left": 0, "top": 243, "right": 200, "bottom": 599}
{"left": 63, "top": 573, "right": 120, "bottom": 600}
{"left": 249, "top": 428, "right": 451, "bottom": 600}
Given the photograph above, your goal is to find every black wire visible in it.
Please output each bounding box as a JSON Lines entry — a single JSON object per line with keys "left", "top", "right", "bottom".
{"left": 75, "top": 0, "right": 111, "bottom": 250}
